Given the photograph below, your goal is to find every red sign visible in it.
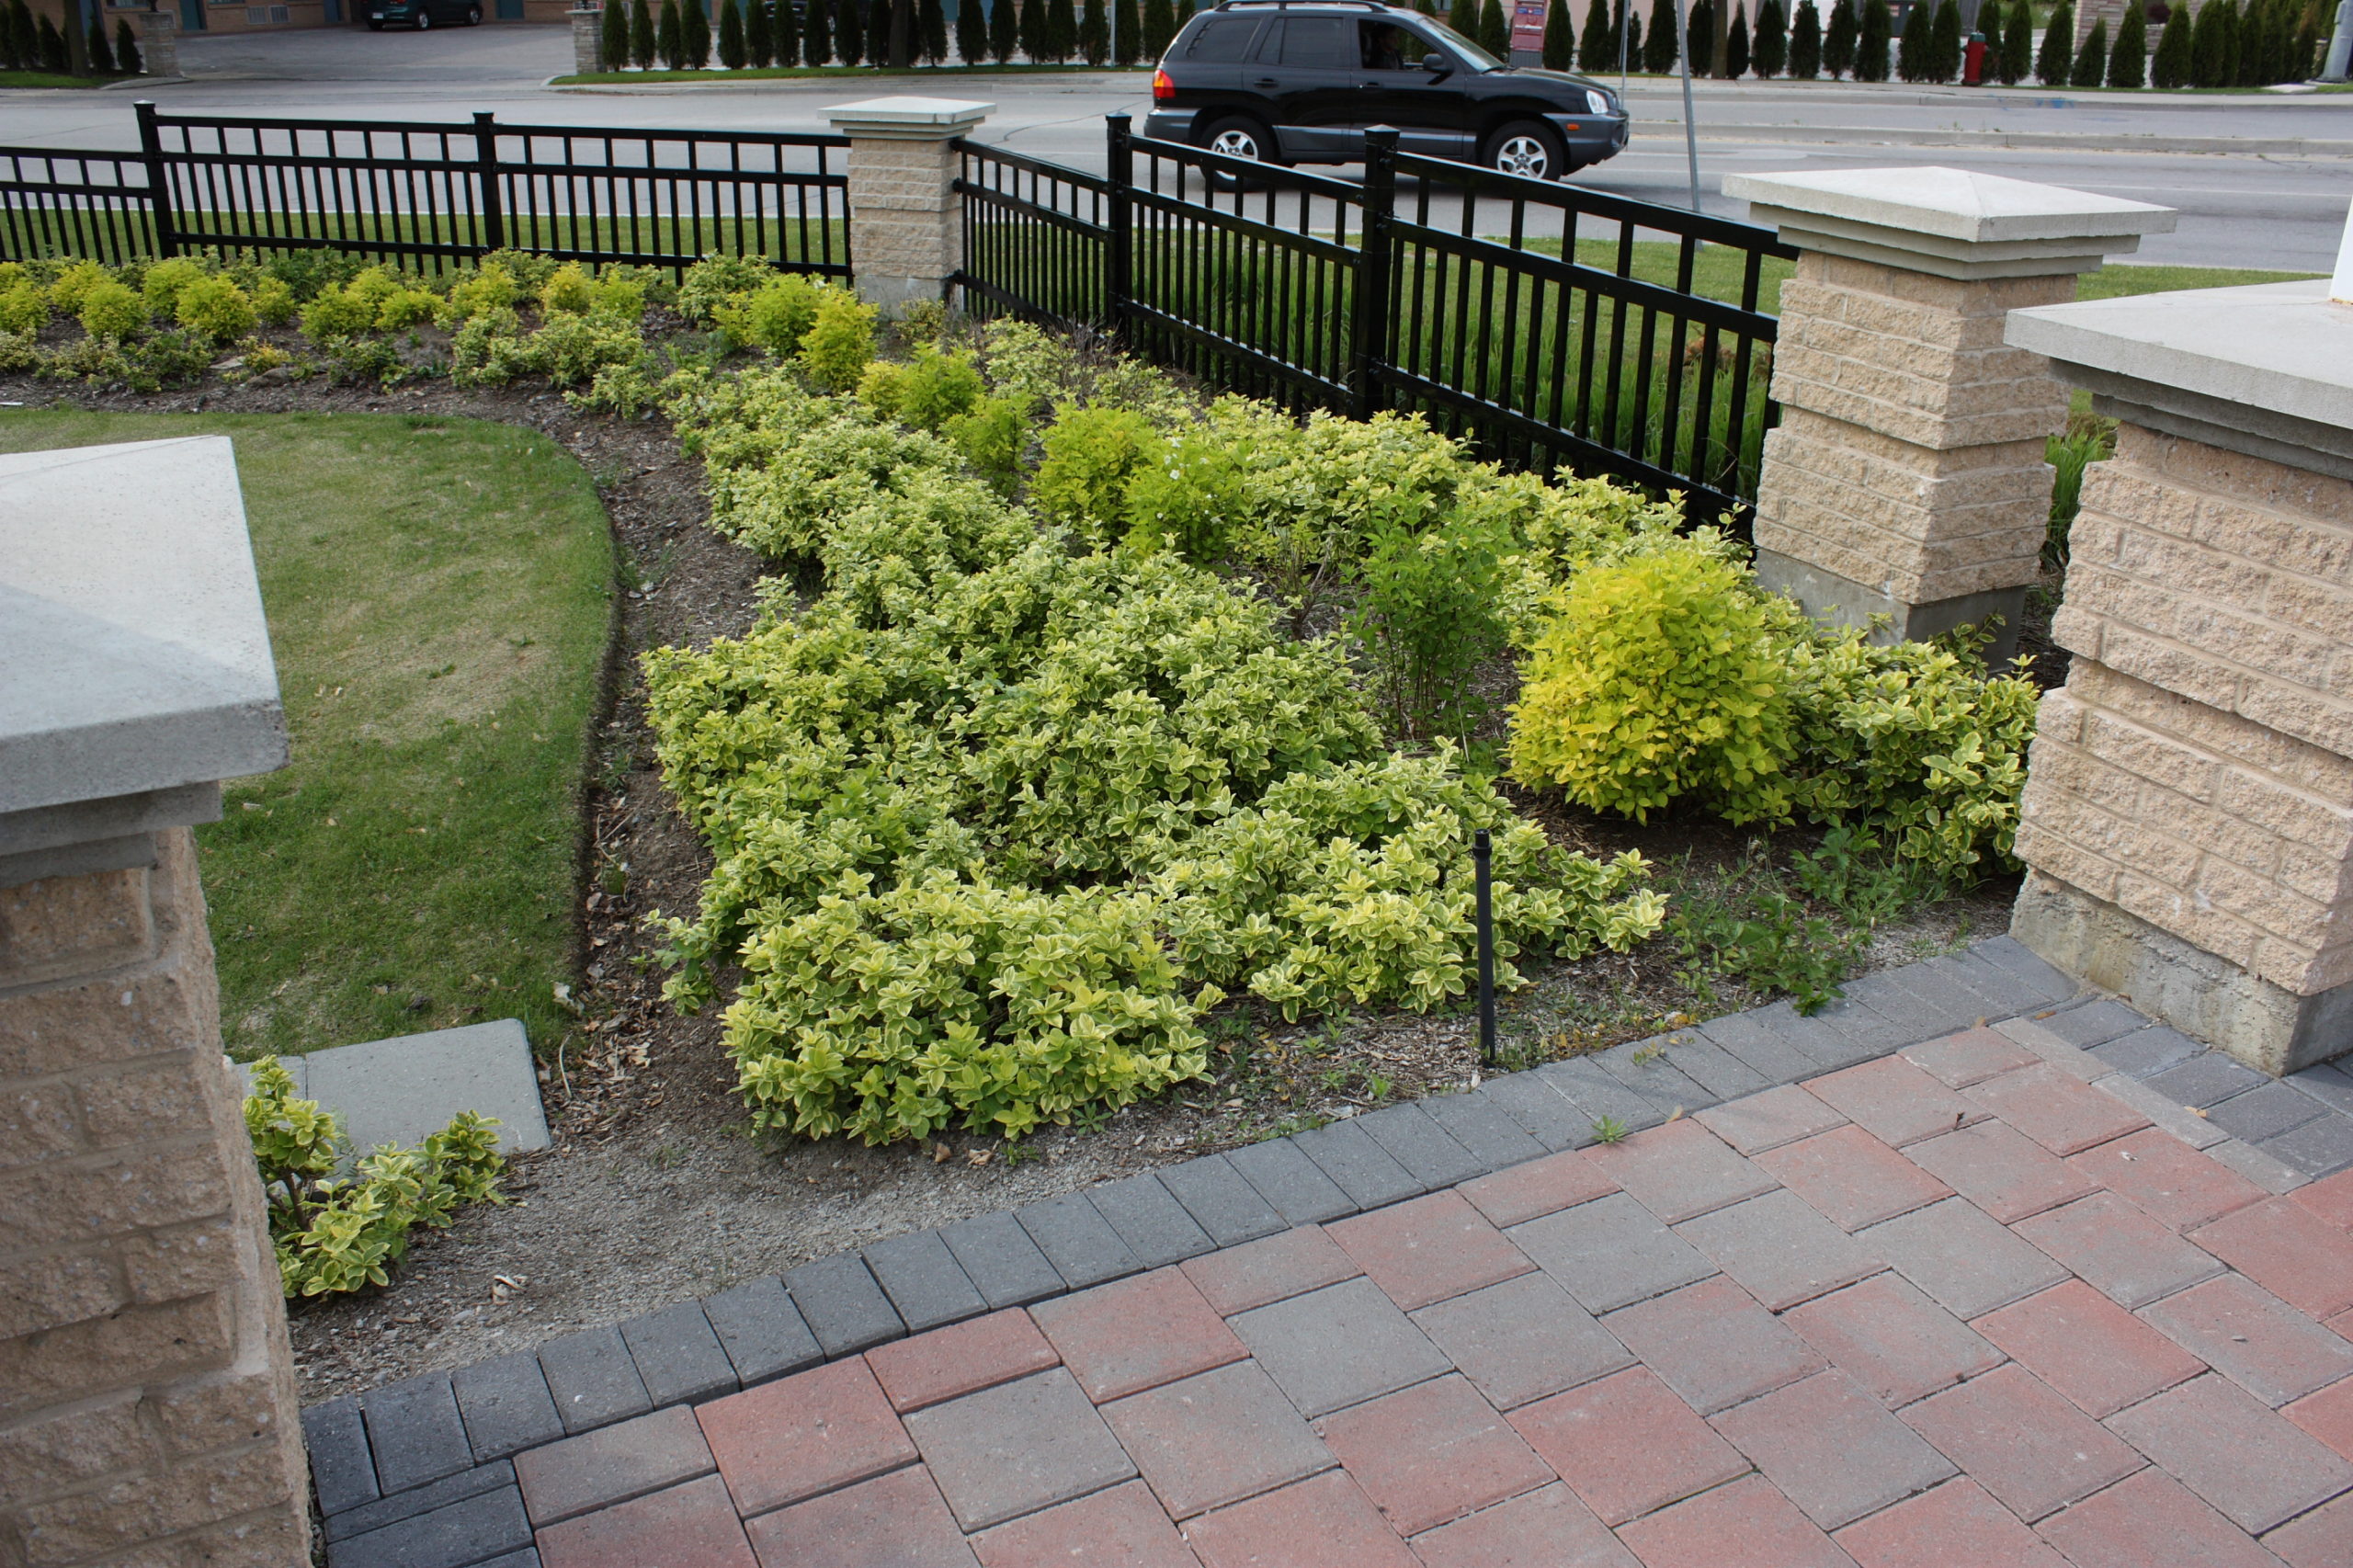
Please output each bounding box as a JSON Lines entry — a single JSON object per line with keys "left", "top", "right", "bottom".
{"left": 1511, "top": 0, "right": 1549, "bottom": 51}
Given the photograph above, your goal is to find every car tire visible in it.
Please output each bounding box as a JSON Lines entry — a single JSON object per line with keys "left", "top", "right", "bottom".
{"left": 414, "top": 9, "right": 429, "bottom": 26}
{"left": 1198, "top": 116, "right": 1278, "bottom": 190}
{"left": 466, "top": 4, "right": 481, "bottom": 19}
{"left": 1482, "top": 119, "right": 1567, "bottom": 181}
{"left": 366, "top": 17, "right": 383, "bottom": 25}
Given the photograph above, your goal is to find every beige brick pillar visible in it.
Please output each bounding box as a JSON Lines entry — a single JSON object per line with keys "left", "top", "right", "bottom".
{"left": 569, "top": 4, "right": 602, "bottom": 73}
{"left": 826, "top": 96, "right": 994, "bottom": 313}
{"left": 2, "top": 437, "right": 308, "bottom": 1566}
{"left": 2004, "top": 278, "right": 2353, "bottom": 1075}
{"left": 127, "top": 6, "right": 177, "bottom": 77}
{"left": 1724, "top": 168, "right": 2173, "bottom": 661}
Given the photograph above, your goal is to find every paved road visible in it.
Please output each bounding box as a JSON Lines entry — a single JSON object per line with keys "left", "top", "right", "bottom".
{"left": 2, "top": 26, "right": 2346, "bottom": 267}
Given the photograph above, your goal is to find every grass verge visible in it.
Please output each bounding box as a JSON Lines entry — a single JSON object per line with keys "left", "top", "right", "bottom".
{"left": 0, "top": 410, "right": 614, "bottom": 1060}
{"left": 553, "top": 62, "right": 1149, "bottom": 84}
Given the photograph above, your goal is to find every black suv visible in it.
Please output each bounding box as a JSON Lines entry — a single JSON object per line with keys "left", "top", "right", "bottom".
{"left": 1144, "top": 0, "right": 1630, "bottom": 181}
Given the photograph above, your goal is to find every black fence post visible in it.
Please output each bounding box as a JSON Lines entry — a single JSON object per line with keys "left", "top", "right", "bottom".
{"left": 1473, "top": 827, "right": 1495, "bottom": 1071}
{"left": 133, "top": 100, "right": 178, "bottom": 260}
{"left": 1105, "top": 113, "right": 1133, "bottom": 347}
{"left": 472, "top": 111, "right": 505, "bottom": 258}
{"left": 1349, "top": 126, "right": 1397, "bottom": 422}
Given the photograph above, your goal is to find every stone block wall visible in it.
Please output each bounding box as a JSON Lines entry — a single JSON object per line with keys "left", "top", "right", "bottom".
{"left": 0, "top": 831, "right": 310, "bottom": 1568}
{"left": 844, "top": 138, "right": 963, "bottom": 308}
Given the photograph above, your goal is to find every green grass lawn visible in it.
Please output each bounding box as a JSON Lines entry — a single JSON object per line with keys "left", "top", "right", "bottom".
{"left": 0, "top": 69, "right": 131, "bottom": 89}
{"left": 0, "top": 411, "right": 614, "bottom": 1061}
{"left": 553, "top": 62, "right": 1150, "bottom": 84}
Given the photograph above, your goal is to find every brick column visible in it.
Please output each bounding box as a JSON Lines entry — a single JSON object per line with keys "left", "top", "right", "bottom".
{"left": 826, "top": 96, "right": 994, "bottom": 313}
{"left": 570, "top": 4, "right": 602, "bottom": 73}
{"left": 2004, "top": 278, "right": 2353, "bottom": 1076}
{"left": 127, "top": 6, "right": 177, "bottom": 77}
{"left": 2, "top": 437, "right": 306, "bottom": 1566}
{"left": 1724, "top": 168, "right": 2173, "bottom": 661}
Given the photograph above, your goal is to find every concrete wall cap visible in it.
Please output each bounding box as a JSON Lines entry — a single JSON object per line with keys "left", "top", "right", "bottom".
{"left": 827, "top": 96, "right": 995, "bottom": 137}
{"left": 1725, "top": 166, "right": 2175, "bottom": 246}
{"left": 1, "top": 435, "right": 287, "bottom": 815}
{"left": 2006, "top": 281, "right": 2353, "bottom": 443}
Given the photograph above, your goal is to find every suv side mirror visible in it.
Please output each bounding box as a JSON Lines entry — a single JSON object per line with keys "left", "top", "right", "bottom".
{"left": 1421, "top": 51, "right": 1450, "bottom": 73}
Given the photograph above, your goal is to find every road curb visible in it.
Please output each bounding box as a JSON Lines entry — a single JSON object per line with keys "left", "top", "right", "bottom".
{"left": 1633, "top": 121, "right": 2353, "bottom": 155}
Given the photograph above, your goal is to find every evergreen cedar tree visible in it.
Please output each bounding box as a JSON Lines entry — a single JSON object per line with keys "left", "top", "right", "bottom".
{"left": 1644, "top": 0, "right": 1677, "bottom": 69}
{"left": 2109, "top": 0, "right": 2145, "bottom": 85}
{"left": 1790, "top": 0, "right": 1821, "bottom": 74}
{"left": 1049, "top": 0, "right": 1076, "bottom": 60}
{"left": 115, "top": 17, "right": 139, "bottom": 71}
{"left": 720, "top": 0, "right": 746, "bottom": 66}
{"left": 958, "top": 0, "right": 989, "bottom": 61}
{"left": 657, "top": 0, "right": 682, "bottom": 67}
{"left": 1575, "top": 0, "right": 1610, "bottom": 69}
{"left": 1414, "top": 0, "right": 1437, "bottom": 16}
{"left": 38, "top": 13, "right": 63, "bottom": 70}
{"left": 2036, "top": 0, "right": 2072, "bottom": 82}
{"left": 773, "top": 0, "right": 801, "bottom": 65}
{"left": 2190, "top": 0, "right": 2234, "bottom": 86}
{"left": 2071, "top": 14, "right": 2107, "bottom": 83}
{"left": 85, "top": 14, "right": 112, "bottom": 72}
{"left": 1754, "top": 0, "right": 1787, "bottom": 77}
{"left": 1854, "top": 0, "right": 1889, "bottom": 77}
{"left": 803, "top": 0, "right": 830, "bottom": 66}
{"left": 1079, "top": 0, "right": 1107, "bottom": 63}
{"left": 1999, "top": 0, "right": 2030, "bottom": 80}
{"left": 835, "top": 0, "right": 862, "bottom": 64}
{"left": 1114, "top": 0, "right": 1141, "bottom": 64}
{"left": 1822, "top": 0, "right": 1856, "bottom": 74}
{"left": 1927, "top": 0, "right": 1959, "bottom": 77}
{"left": 1449, "top": 0, "right": 1476, "bottom": 39}
{"left": 1479, "top": 0, "right": 1508, "bottom": 52}
{"left": 602, "top": 0, "right": 629, "bottom": 66}
{"left": 1018, "top": 0, "right": 1042, "bottom": 60}
{"left": 1894, "top": 0, "right": 1926, "bottom": 79}
{"left": 1544, "top": 0, "right": 1575, "bottom": 69}
{"left": 1622, "top": 1, "right": 1641, "bottom": 63}
{"left": 1142, "top": 0, "right": 1175, "bottom": 57}
{"left": 631, "top": 0, "right": 656, "bottom": 67}
{"left": 991, "top": 0, "right": 1017, "bottom": 62}
{"left": 1726, "top": 0, "right": 1748, "bottom": 74}
{"left": 684, "top": 0, "right": 711, "bottom": 69}
{"left": 1688, "top": 0, "right": 1712, "bottom": 70}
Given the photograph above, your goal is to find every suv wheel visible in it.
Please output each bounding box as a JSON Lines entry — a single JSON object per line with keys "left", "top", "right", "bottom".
{"left": 1483, "top": 120, "right": 1567, "bottom": 181}
{"left": 466, "top": 3, "right": 482, "bottom": 19}
{"left": 1199, "top": 117, "right": 1277, "bottom": 189}
{"left": 414, "top": 7, "right": 430, "bottom": 25}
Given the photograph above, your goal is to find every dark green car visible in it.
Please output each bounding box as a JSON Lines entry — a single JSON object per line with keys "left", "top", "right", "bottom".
{"left": 366, "top": 0, "right": 484, "bottom": 28}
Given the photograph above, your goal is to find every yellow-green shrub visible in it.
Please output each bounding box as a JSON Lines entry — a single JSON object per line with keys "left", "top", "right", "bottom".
{"left": 717, "top": 272, "right": 824, "bottom": 357}
{"left": 375, "top": 287, "right": 441, "bottom": 330}
{"left": 676, "top": 252, "right": 774, "bottom": 324}
{"left": 174, "top": 275, "right": 256, "bottom": 343}
{"left": 539, "top": 261, "right": 598, "bottom": 314}
{"left": 75, "top": 279, "right": 147, "bottom": 339}
{"left": 252, "top": 275, "right": 299, "bottom": 327}
{"left": 442, "top": 262, "right": 522, "bottom": 324}
{"left": 796, "top": 288, "right": 876, "bottom": 392}
{"left": 1029, "top": 403, "right": 1159, "bottom": 541}
{"left": 140, "top": 256, "right": 208, "bottom": 316}
{"left": 0, "top": 282, "right": 47, "bottom": 335}
{"left": 47, "top": 259, "right": 111, "bottom": 317}
{"left": 855, "top": 358, "right": 908, "bottom": 420}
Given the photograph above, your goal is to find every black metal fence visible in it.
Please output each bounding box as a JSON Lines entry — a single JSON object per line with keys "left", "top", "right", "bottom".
{"left": 956, "top": 118, "right": 1796, "bottom": 523}
{"left": 0, "top": 104, "right": 852, "bottom": 278}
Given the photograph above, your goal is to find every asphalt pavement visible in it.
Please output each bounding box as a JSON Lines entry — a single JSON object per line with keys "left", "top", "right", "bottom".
{"left": 1, "top": 26, "right": 2346, "bottom": 268}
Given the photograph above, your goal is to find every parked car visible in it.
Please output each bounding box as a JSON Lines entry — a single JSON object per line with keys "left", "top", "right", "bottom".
{"left": 1143, "top": 0, "right": 1629, "bottom": 182}
{"left": 366, "top": 0, "right": 483, "bottom": 28}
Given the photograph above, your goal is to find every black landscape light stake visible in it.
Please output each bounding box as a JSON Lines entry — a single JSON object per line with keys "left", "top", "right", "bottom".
{"left": 1474, "top": 829, "right": 1495, "bottom": 1072}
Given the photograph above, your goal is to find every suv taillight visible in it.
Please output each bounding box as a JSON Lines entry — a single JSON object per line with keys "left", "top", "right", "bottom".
{"left": 1154, "top": 67, "right": 1176, "bottom": 101}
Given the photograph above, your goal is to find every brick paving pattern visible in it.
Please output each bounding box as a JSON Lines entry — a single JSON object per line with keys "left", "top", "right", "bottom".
{"left": 305, "top": 940, "right": 2353, "bottom": 1567}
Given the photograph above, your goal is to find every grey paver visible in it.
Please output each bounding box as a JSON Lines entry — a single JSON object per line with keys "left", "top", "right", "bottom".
{"left": 1659, "top": 1032, "right": 1773, "bottom": 1102}
{"left": 1411, "top": 1271, "right": 1634, "bottom": 1410}
{"left": 304, "top": 1396, "right": 379, "bottom": 1517}
{"left": 1810, "top": 987, "right": 1917, "bottom": 1053}
{"left": 1967, "top": 937, "right": 2080, "bottom": 1006}
{"left": 451, "top": 1352, "right": 563, "bottom": 1463}
{"left": 1744, "top": 1000, "right": 1878, "bottom": 1071}
{"left": 1355, "top": 1102, "right": 1486, "bottom": 1188}
{"left": 904, "top": 1367, "right": 1138, "bottom": 1531}
{"left": 1993, "top": 1017, "right": 2109, "bottom": 1084}
{"left": 1154, "top": 1153, "right": 1289, "bottom": 1248}
{"left": 302, "top": 1018, "right": 551, "bottom": 1158}
{"left": 701, "top": 1276, "right": 822, "bottom": 1386}
{"left": 2093, "top": 1074, "right": 2229, "bottom": 1150}
{"left": 1877, "top": 966, "right": 1996, "bottom": 1039}
{"left": 474, "top": 1553, "right": 540, "bottom": 1568}
{"left": 1420, "top": 1090, "right": 1547, "bottom": 1172}
{"left": 2088, "top": 1026, "right": 2202, "bottom": 1079}
{"left": 2035, "top": 999, "right": 2150, "bottom": 1049}
{"left": 2289, "top": 1064, "right": 2353, "bottom": 1119}
{"left": 1860, "top": 1197, "right": 2067, "bottom": 1318}
{"left": 1537, "top": 1057, "right": 1665, "bottom": 1138}
{"left": 1696, "top": 1009, "right": 1839, "bottom": 1085}
{"left": 325, "top": 1483, "right": 531, "bottom": 1568}
{"left": 1476, "top": 1070, "right": 1597, "bottom": 1153}
{"left": 1591, "top": 1039, "right": 1717, "bottom": 1114}
{"left": 1674, "top": 1190, "right": 1882, "bottom": 1312}
{"left": 1086, "top": 1174, "right": 1217, "bottom": 1267}
{"left": 2260, "top": 1112, "right": 2353, "bottom": 1177}
{"left": 2204, "top": 1083, "right": 2328, "bottom": 1144}
{"left": 2210, "top": 1135, "right": 2313, "bottom": 1194}
{"left": 322, "top": 1461, "right": 517, "bottom": 1543}
{"left": 537, "top": 1327, "right": 653, "bottom": 1437}
{"left": 1017, "top": 1191, "right": 1142, "bottom": 1290}
{"left": 783, "top": 1253, "right": 907, "bottom": 1358}
{"left": 1293, "top": 1118, "right": 1425, "bottom": 1209}
{"left": 941, "top": 1210, "right": 1069, "bottom": 1310}
{"left": 618, "top": 1301, "right": 739, "bottom": 1406}
{"left": 1229, "top": 1276, "right": 1451, "bottom": 1417}
{"left": 2148, "top": 1053, "right": 2272, "bottom": 1108}
{"left": 1225, "top": 1137, "right": 1356, "bottom": 1224}
{"left": 360, "top": 1374, "right": 471, "bottom": 1495}
{"left": 1919, "top": 952, "right": 2039, "bottom": 1019}
{"left": 1508, "top": 1190, "right": 1716, "bottom": 1314}
{"left": 511, "top": 1406, "right": 716, "bottom": 1528}
{"left": 864, "top": 1229, "right": 989, "bottom": 1333}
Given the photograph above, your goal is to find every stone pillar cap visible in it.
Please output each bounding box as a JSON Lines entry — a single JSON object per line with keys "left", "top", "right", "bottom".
{"left": 1, "top": 435, "right": 287, "bottom": 817}
{"left": 826, "top": 97, "right": 995, "bottom": 139}
{"left": 1725, "top": 166, "right": 2175, "bottom": 281}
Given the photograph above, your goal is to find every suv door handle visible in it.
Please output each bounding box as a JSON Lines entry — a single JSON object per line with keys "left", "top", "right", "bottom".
{"left": 1250, "top": 77, "right": 1279, "bottom": 86}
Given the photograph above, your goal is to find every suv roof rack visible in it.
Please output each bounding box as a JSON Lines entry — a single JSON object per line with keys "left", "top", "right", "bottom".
{"left": 1211, "top": 1, "right": 1399, "bottom": 11}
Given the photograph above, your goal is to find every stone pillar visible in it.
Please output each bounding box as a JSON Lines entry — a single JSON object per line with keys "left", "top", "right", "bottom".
{"left": 1724, "top": 167, "right": 2173, "bottom": 660}
{"left": 570, "top": 4, "right": 602, "bottom": 73}
{"left": 826, "top": 96, "right": 994, "bottom": 313}
{"left": 1, "top": 437, "right": 307, "bottom": 1566}
{"left": 2004, "top": 279, "right": 2353, "bottom": 1076}
{"left": 127, "top": 6, "right": 177, "bottom": 78}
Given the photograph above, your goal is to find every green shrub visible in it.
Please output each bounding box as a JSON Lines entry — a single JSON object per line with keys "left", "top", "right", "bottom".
{"left": 894, "top": 346, "right": 983, "bottom": 431}
{"left": 796, "top": 288, "right": 877, "bottom": 392}
{"left": 140, "top": 256, "right": 209, "bottom": 317}
{"left": 530, "top": 309, "right": 650, "bottom": 387}
{"left": 244, "top": 1058, "right": 506, "bottom": 1298}
{"left": 540, "top": 261, "right": 599, "bottom": 314}
{"left": 593, "top": 272, "right": 650, "bottom": 321}
{"left": 375, "top": 287, "right": 441, "bottom": 330}
{"left": 442, "top": 263, "right": 523, "bottom": 324}
{"left": 252, "top": 276, "right": 300, "bottom": 327}
{"left": 75, "top": 278, "right": 147, "bottom": 339}
{"left": 449, "top": 308, "right": 535, "bottom": 386}
{"left": 48, "top": 259, "right": 110, "bottom": 316}
{"left": 0, "top": 281, "right": 48, "bottom": 335}
{"left": 944, "top": 393, "right": 1031, "bottom": 494}
{"left": 1347, "top": 513, "right": 1511, "bottom": 744}
{"left": 676, "top": 253, "right": 775, "bottom": 324}
{"left": 301, "top": 279, "right": 382, "bottom": 338}
{"left": 1029, "top": 403, "right": 1160, "bottom": 540}
{"left": 718, "top": 272, "right": 824, "bottom": 357}
{"left": 174, "top": 275, "right": 256, "bottom": 343}
{"left": 856, "top": 357, "right": 909, "bottom": 420}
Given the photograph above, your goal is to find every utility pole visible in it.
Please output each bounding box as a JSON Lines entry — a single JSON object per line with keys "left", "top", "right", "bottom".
{"left": 1675, "top": 0, "right": 1700, "bottom": 210}
{"left": 2324, "top": 0, "right": 2351, "bottom": 81}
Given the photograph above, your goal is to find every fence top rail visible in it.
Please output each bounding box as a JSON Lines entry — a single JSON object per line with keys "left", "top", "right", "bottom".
{"left": 952, "top": 138, "right": 1113, "bottom": 194}
{"left": 143, "top": 109, "right": 850, "bottom": 153}
{"left": 1129, "top": 132, "right": 1370, "bottom": 205}
{"left": 1390, "top": 150, "right": 1798, "bottom": 257}
{"left": 1388, "top": 217, "right": 1782, "bottom": 337}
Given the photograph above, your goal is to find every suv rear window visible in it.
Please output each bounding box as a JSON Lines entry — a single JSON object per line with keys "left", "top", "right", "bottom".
{"left": 1182, "top": 16, "right": 1265, "bottom": 59}
{"left": 1276, "top": 16, "right": 1356, "bottom": 65}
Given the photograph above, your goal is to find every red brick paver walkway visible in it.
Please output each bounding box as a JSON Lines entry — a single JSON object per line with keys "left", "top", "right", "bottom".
{"left": 521, "top": 1032, "right": 2353, "bottom": 1568}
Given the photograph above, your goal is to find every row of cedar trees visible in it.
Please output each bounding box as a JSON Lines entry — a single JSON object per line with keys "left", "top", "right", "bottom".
{"left": 1540, "top": 0, "right": 2323, "bottom": 86}
{"left": 594, "top": 0, "right": 1172, "bottom": 67}
{"left": 0, "top": 0, "right": 142, "bottom": 74}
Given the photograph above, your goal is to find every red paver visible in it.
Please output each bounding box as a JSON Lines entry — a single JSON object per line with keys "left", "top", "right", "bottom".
{"left": 1317, "top": 1372, "right": 1556, "bottom": 1536}
{"left": 2286, "top": 1376, "right": 2353, "bottom": 1462}
{"left": 1506, "top": 1368, "right": 1748, "bottom": 1528}
{"left": 969, "top": 1478, "right": 1198, "bottom": 1568}
{"left": 2335, "top": 1309, "right": 2353, "bottom": 1343}
{"left": 1031, "top": 1268, "right": 1247, "bottom": 1403}
{"left": 1612, "top": 1474, "right": 1853, "bottom": 1568}
{"left": 1329, "top": 1190, "right": 1535, "bottom": 1312}
{"left": 1805, "top": 1056, "right": 1986, "bottom": 1148}
{"left": 1460, "top": 1147, "right": 1622, "bottom": 1228}
{"left": 1973, "top": 1280, "right": 2204, "bottom": 1420}
{"left": 697, "top": 1358, "right": 917, "bottom": 1517}
{"left": 1099, "top": 1359, "right": 1334, "bottom": 1520}
{"left": 1783, "top": 1273, "right": 2003, "bottom": 1408}
{"left": 2036, "top": 1469, "right": 2290, "bottom": 1568}
{"left": 1602, "top": 1277, "right": 1824, "bottom": 1415}
{"left": 1901, "top": 1363, "right": 2146, "bottom": 1521}
{"left": 1901, "top": 1028, "right": 2040, "bottom": 1089}
{"left": 2193, "top": 1198, "right": 2353, "bottom": 1321}
{"left": 2011, "top": 1191, "right": 2224, "bottom": 1310}
{"left": 2292, "top": 1169, "right": 2353, "bottom": 1233}
{"left": 1752, "top": 1124, "right": 1952, "bottom": 1233}
{"left": 2263, "top": 1488, "right": 2353, "bottom": 1568}
{"left": 2065, "top": 1127, "right": 2269, "bottom": 1233}
{"left": 514, "top": 1404, "right": 715, "bottom": 1527}
{"left": 866, "top": 1309, "right": 1060, "bottom": 1413}
{"left": 1412, "top": 1271, "right": 1635, "bottom": 1411}
{"left": 743, "top": 1463, "right": 979, "bottom": 1568}
{"left": 1408, "top": 1483, "right": 1640, "bottom": 1568}
{"left": 1708, "top": 1369, "right": 1955, "bottom": 1529}
{"left": 2142, "top": 1274, "right": 2353, "bottom": 1409}
{"left": 1963, "top": 1063, "right": 2149, "bottom": 1156}
{"left": 1182, "top": 1470, "right": 1418, "bottom": 1568}
{"left": 1695, "top": 1085, "right": 1847, "bottom": 1156}
{"left": 1181, "top": 1225, "right": 1358, "bottom": 1317}
{"left": 1834, "top": 1478, "right": 2067, "bottom": 1568}
{"left": 535, "top": 1474, "right": 756, "bottom": 1568}
{"left": 1904, "top": 1121, "right": 2098, "bottom": 1224}
{"left": 2107, "top": 1373, "right": 2353, "bottom": 1534}
{"left": 1581, "top": 1118, "right": 1776, "bottom": 1225}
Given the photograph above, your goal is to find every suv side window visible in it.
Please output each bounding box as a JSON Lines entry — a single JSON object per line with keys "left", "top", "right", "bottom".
{"left": 1358, "top": 18, "right": 1427, "bottom": 68}
{"left": 1277, "top": 15, "right": 1356, "bottom": 65}
{"left": 1184, "top": 16, "right": 1265, "bottom": 60}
